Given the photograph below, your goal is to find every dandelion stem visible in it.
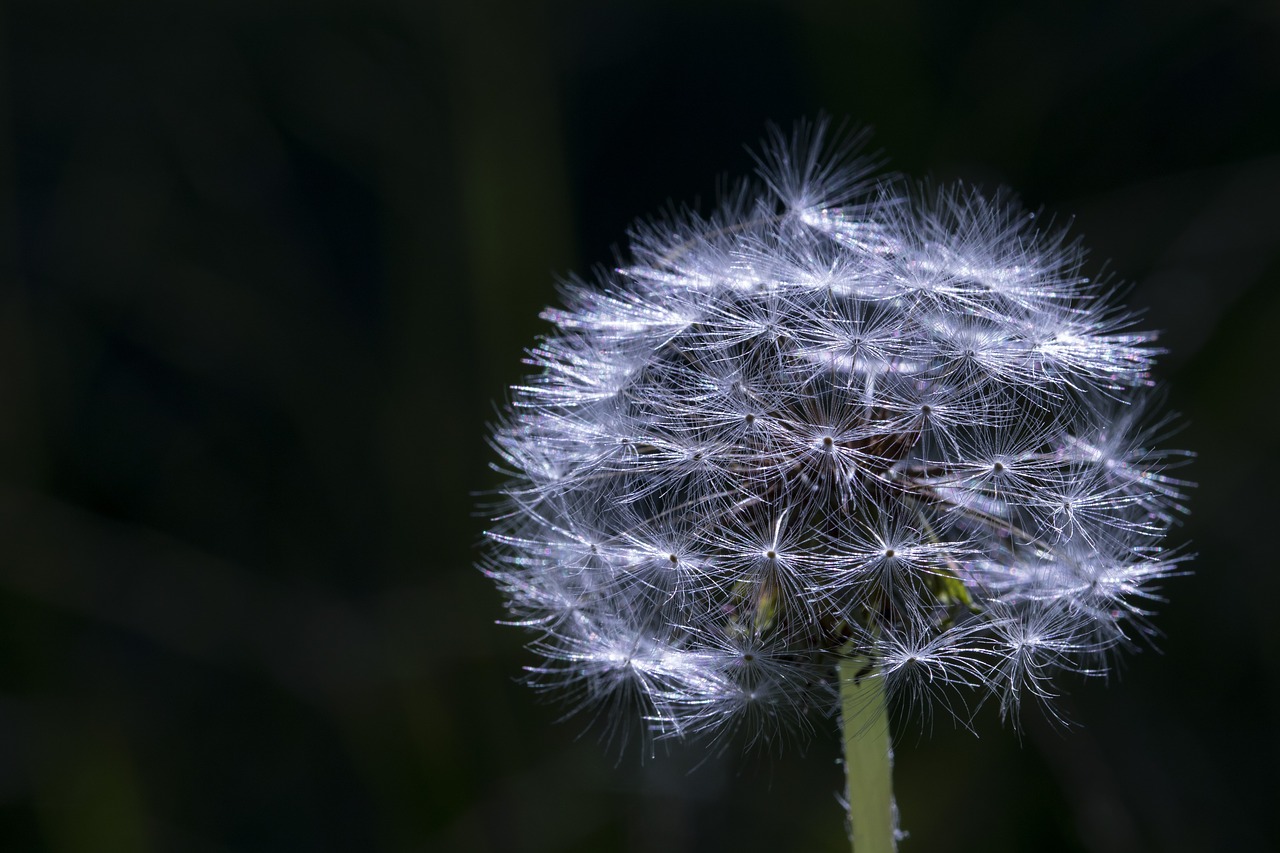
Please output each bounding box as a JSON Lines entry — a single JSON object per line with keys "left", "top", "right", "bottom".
{"left": 840, "top": 657, "right": 897, "bottom": 853}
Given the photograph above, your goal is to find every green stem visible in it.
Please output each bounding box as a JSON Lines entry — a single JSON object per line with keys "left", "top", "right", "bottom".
{"left": 839, "top": 657, "right": 897, "bottom": 853}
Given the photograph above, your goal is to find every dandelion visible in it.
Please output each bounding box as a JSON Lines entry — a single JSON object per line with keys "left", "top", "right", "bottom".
{"left": 481, "top": 119, "right": 1192, "bottom": 852}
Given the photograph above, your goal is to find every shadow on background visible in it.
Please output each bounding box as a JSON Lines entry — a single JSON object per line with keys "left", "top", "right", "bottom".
{"left": 1, "top": 1, "right": 1278, "bottom": 851}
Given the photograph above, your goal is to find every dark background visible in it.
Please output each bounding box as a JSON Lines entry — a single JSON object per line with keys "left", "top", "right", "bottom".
{"left": 2, "top": 1, "right": 1278, "bottom": 851}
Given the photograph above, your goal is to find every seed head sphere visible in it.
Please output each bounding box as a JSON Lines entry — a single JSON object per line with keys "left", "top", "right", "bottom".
{"left": 482, "top": 121, "right": 1191, "bottom": 750}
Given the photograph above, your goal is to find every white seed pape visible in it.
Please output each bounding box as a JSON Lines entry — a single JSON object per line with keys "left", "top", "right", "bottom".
{"left": 483, "top": 120, "right": 1190, "bottom": 750}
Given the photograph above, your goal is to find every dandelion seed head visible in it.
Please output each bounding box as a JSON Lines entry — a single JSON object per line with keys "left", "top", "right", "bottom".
{"left": 482, "top": 118, "right": 1192, "bottom": 750}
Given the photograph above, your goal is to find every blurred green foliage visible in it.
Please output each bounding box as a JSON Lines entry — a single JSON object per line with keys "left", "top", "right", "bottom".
{"left": 1, "top": 1, "right": 1278, "bottom": 851}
